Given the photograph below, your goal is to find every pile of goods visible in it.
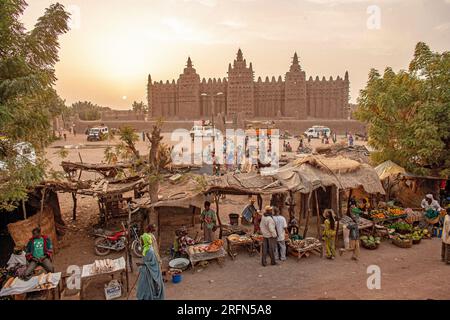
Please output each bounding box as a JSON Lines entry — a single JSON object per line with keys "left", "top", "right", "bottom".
{"left": 288, "top": 237, "right": 320, "bottom": 250}
{"left": 388, "top": 222, "right": 412, "bottom": 234}
{"left": 369, "top": 207, "right": 406, "bottom": 220}
{"left": 37, "top": 273, "right": 54, "bottom": 290}
{"left": 411, "top": 227, "right": 430, "bottom": 243}
{"left": 92, "top": 259, "right": 115, "bottom": 274}
{"left": 392, "top": 234, "right": 413, "bottom": 248}
{"left": 2, "top": 277, "right": 18, "bottom": 289}
{"left": 206, "top": 239, "right": 224, "bottom": 252}
{"left": 360, "top": 235, "right": 381, "bottom": 250}
{"left": 189, "top": 239, "right": 224, "bottom": 254}
{"left": 227, "top": 234, "right": 252, "bottom": 243}
{"left": 250, "top": 233, "right": 263, "bottom": 242}
{"left": 3, "top": 273, "right": 54, "bottom": 290}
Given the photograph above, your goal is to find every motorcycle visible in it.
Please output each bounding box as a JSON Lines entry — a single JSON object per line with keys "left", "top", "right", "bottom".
{"left": 94, "top": 223, "right": 141, "bottom": 256}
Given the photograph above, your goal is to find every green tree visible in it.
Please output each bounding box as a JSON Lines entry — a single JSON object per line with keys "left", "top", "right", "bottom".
{"left": 131, "top": 101, "right": 147, "bottom": 114}
{"left": 70, "top": 101, "right": 109, "bottom": 120}
{"left": 0, "top": 1, "right": 70, "bottom": 209}
{"left": 356, "top": 42, "right": 450, "bottom": 176}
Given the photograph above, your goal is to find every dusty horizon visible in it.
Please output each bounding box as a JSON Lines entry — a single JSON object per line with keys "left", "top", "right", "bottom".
{"left": 22, "top": 0, "right": 450, "bottom": 109}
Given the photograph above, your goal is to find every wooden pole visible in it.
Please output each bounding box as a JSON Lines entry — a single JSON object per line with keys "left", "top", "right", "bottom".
{"left": 257, "top": 194, "right": 263, "bottom": 211}
{"left": 315, "top": 190, "right": 321, "bottom": 238}
{"left": 22, "top": 199, "right": 27, "bottom": 220}
{"left": 298, "top": 192, "right": 302, "bottom": 227}
{"left": 214, "top": 193, "right": 223, "bottom": 239}
{"left": 302, "top": 192, "right": 312, "bottom": 238}
{"left": 346, "top": 189, "right": 353, "bottom": 216}
{"left": 71, "top": 192, "right": 77, "bottom": 221}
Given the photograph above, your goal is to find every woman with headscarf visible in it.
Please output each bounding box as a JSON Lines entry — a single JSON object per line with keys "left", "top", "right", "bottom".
{"left": 322, "top": 209, "right": 337, "bottom": 260}
{"left": 141, "top": 224, "right": 161, "bottom": 264}
{"left": 136, "top": 247, "right": 165, "bottom": 300}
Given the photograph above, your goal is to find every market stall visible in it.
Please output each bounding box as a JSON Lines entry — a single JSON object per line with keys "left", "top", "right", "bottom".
{"left": 286, "top": 237, "right": 323, "bottom": 260}
{"left": 0, "top": 272, "right": 62, "bottom": 300}
{"left": 226, "top": 234, "right": 256, "bottom": 259}
{"left": 80, "top": 257, "right": 128, "bottom": 300}
{"left": 187, "top": 240, "right": 226, "bottom": 273}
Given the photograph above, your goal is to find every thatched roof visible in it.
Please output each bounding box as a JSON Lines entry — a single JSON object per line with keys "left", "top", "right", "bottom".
{"left": 269, "top": 155, "right": 385, "bottom": 194}
{"left": 374, "top": 160, "right": 406, "bottom": 180}
{"left": 134, "top": 174, "right": 206, "bottom": 209}
{"left": 43, "top": 176, "right": 147, "bottom": 197}
{"left": 205, "top": 172, "right": 286, "bottom": 195}
{"left": 315, "top": 143, "right": 370, "bottom": 164}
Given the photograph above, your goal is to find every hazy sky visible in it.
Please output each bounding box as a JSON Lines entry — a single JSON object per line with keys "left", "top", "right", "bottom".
{"left": 22, "top": 0, "right": 450, "bottom": 109}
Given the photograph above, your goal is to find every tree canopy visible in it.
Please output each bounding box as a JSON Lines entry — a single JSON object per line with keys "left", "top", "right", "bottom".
{"left": 0, "top": 0, "right": 70, "bottom": 209}
{"left": 356, "top": 42, "right": 450, "bottom": 177}
{"left": 69, "top": 100, "right": 109, "bottom": 120}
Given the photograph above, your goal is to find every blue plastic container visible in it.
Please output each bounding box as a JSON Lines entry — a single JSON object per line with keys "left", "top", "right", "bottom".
{"left": 172, "top": 274, "right": 182, "bottom": 284}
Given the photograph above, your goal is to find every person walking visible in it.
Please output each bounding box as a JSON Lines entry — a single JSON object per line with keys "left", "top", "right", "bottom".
{"left": 259, "top": 206, "right": 277, "bottom": 266}
{"left": 273, "top": 210, "right": 288, "bottom": 261}
{"left": 322, "top": 209, "right": 337, "bottom": 259}
{"left": 136, "top": 247, "right": 165, "bottom": 300}
{"left": 201, "top": 201, "right": 217, "bottom": 242}
{"left": 442, "top": 208, "right": 450, "bottom": 263}
{"left": 339, "top": 208, "right": 360, "bottom": 261}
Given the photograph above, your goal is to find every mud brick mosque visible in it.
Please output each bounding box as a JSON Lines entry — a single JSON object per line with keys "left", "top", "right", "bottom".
{"left": 147, "top": 49, "right": 349, "bottom": 119}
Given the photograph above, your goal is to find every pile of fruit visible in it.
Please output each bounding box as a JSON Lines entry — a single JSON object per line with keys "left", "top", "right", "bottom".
{"left": 411, "top": 227, "right": 430, "bottom": 241}
{"left": 387, "top": 207, "right": 405, "bottom": 217}
{"left": 360, "top": 235, "right": 381, "bottom": 249}
{"left": 370, "top": 209, "right": 387, "bottom": 220}
{"left": 389, "top": 222, "right": 412, "bottom": 234}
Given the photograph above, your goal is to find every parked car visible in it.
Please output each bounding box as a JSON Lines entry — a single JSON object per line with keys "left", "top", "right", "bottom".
{"left": 304, "top": 126, "right": 331, "bottom": 139}
{"left": 87, "top": 126, "right": 109, "bottom": 141}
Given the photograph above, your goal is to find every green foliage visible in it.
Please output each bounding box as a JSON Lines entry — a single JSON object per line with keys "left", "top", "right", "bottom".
{"left": 355, "top": 42, "right": 450, "bottom": 176}
{"left": 0, "top": 1, "right": 70, "bottom": 209}
{"left": 69, "top": 101, "right": 110, "bottom": 120}
{"left": 131, "top": 101, "right": 148, "bottom": 114}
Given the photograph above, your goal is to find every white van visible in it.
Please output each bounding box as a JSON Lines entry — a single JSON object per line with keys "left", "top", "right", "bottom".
{"left": 87, "top": 126, "right": 109, "bottom": 141}
{"left": 304, "top": 126, "right": 331, "bottom": 139}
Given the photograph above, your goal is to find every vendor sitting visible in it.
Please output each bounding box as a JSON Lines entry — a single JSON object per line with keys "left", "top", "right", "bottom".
{"left": 23, "top": 227, "right": 54, "bottom": 279}
{"left": 421, "top": 194, "right": 443, "bottom": 219}
{"left": 172, "top": 226, "right": 195, "bottom": 258}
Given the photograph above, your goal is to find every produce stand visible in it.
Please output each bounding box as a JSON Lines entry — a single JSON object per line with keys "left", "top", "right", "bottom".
{"left": 226, "top": 234, "right": 256, "bottom": 259}
{"left": 80, "top": 257, "right": 127, "bottom": 300}
{"left": 187, "top": 243, "right": 226, "bottom": 273}
{"left": 287, "top": 237, "right": 323, "bottom": 261}
{"left": 0, "top": 272, "right": 62, "bottom": 300}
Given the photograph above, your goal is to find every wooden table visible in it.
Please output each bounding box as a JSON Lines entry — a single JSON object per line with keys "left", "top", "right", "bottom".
{"left": 187, "top": 243, "right": 226, "bottom": 273}
{"left": 226, "top": 236, "right": 256, "bottom": 260}
{"left": 287, "top": 238, "right": 323, "bottom": 261}
{"left": 80, "top": 257, "right": 128, "bottom": 300}
{"left": 0, "top": 272, "right": 62, "bottom": 300}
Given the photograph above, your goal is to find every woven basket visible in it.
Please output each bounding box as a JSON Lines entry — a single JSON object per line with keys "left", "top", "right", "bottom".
{"left": 425, "top": 216, "right": 440, "bottom": 225}
{"left": 412, "top": 238, "right": 421, "bottom": 245}
{"left": 393, "top": 238, "right": 412, "bottom": 248}
{"left": 361, "top": 241, "right": 379, "bottom": 250}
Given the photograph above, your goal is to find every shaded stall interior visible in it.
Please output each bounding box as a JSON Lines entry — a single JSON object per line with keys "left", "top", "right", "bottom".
{"left": 0, "top": 188, "right": 63, "bottom": 265}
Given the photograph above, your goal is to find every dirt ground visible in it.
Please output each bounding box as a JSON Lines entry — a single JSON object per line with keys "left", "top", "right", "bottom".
{"left": 48, "top": 131, "right": 450, "bottom": 300}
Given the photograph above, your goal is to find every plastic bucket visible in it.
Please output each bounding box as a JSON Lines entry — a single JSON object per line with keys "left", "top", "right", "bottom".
{"left": 229, "top": 213, "right": 239, "bottom": 226}
{"left": 172, "top": 274, "right": 182, "bottom": 284}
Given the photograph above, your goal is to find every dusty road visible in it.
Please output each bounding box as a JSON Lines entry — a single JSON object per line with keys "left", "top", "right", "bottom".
{"left": 48, "top": 132, "right": 449, "bottom": 300}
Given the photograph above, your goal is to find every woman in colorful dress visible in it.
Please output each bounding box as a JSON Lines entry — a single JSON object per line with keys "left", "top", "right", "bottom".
{"left": 322, "top": 209, "right": 337, "bottom": 260}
